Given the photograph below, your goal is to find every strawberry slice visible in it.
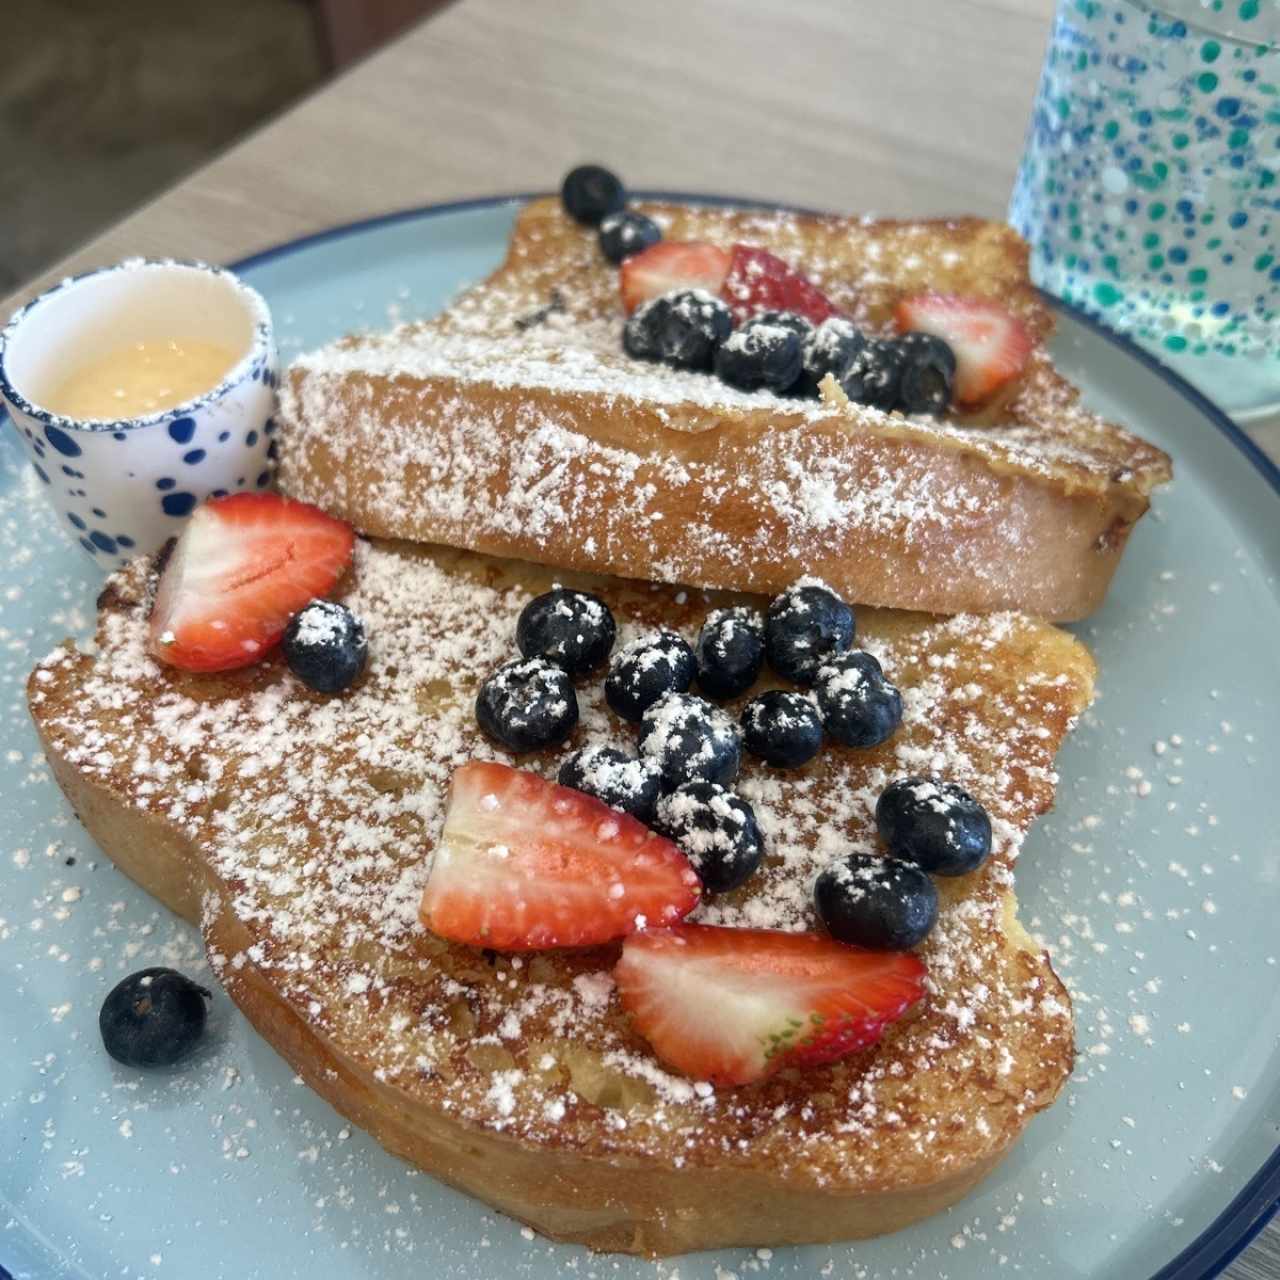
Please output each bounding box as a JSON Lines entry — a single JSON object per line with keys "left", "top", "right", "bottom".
{"left": 148, "top": 492, "right": 355, "bottom": 673}
{"left": 614, "top": 924, "right": 926, "bottom": 1086}
{"left": 894, "top": 293, "right": 1034, "bottom": 407}
{"left": 419, "top": 762, "right": 701, "bottom": 951}
{"left": 619, "top": 240, "right": 731, "bottom": 313}
{"left": 720, "top": 243, "right": 840, "bottom": 326}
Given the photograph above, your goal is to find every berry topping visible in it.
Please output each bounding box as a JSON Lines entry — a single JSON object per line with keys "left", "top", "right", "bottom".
{"left": 813, "top": 854, "right": 939, "bottom": 951}
{"left": 894, "top": 293, "right": 1033, "bottom": 407}
{"left": 99, "top": 967, "right": 212, "bottom": 1068}
{"left": 282, "top": 599, "right": 367, "bottom": 694}
{"left": 557, "top": 744, "right": 663, "bottom": 824}
{"left": 614, "top": 924, "right": 927, "bottom": 1086}
{"left": 605, "top": 629, "right": 696, "bottom": 723}
{"left": 894, "top": 331, "right": 956, "bottom": 416}
{"left": 800, "top": 316, "right": 866, "bottom": 394}
{"left": 516, "top": 587, "right": 616, "bottom": 677}
{"left": 639, "top": 691, "right": 742, "bottom": 790}
{"left": 720, "top": 243, "right": 840, "bottom": 326}
{"left": 814, "top": 650, "right": 903, "bottom": 749}
{"left": 713, "top": 313, "right": 805, "bottom": 393}
{"left": 875, "top": 777, "right": 993, "bottom": 876}
{"left": 561, "top": 164, "right": 625, "bottom": 226}
{"left": 764, "top": 579, "right": 855, "bottom": 687}
{"left": 694, "top": 606, "right": 765, "bottom": 701}
{"left": 475, "top": 656, "right": 578, "bottom": 753}
{"left": 419, "top": 762, "right": 700, "bottom": 951}
{"left": 148, "top": 493, "right": 355, "bottom": 673}
{"left": 838, "top": 338, "right": 903, "bottom": 412}
{"left": 655, "top": 780, "right": 764, "bottom": 894}
{"left": 623, "top": 289, "right": 733, "bottom": 371}
{"left": 740, "top": 689, "right": 824, "bottom": 768}
{"left": 619, "top": 241, "right": 731, "bottom": 313}
{"left": 599, "top": 210, "right": 662, "bottom": 264}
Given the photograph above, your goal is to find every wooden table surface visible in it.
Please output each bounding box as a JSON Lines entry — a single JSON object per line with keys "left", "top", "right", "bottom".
{"left": 3, "top": 2, "right": 1277, "bottom": 1274}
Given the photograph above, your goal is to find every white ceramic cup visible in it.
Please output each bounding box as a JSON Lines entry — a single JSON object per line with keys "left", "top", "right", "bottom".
{"left": 0, "top": 259, "right": 277, "bottom": 568}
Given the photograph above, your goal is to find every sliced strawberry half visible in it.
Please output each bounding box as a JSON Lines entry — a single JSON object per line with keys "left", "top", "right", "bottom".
{"left": 419, "top": 762, "right": 701, "bottom": 952}
{"left": 148, "top": 492, "right": 355, "bottom": 673}
{"left": 614, "top": 924, "right": 926, "bottom": 1086}
{"left": 619, "top": 240, "right": 731, "bottom": 313}
{"left": 894, "top": 293, "right": 1034, "bottom": 407}
{"left": 720, "top": 243, "right": 840, "bottom": 326}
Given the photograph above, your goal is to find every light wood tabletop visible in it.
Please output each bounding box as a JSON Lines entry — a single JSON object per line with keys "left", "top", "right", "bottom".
{"left": 2, "top": 1, "right": 1277, "bottom": 1275}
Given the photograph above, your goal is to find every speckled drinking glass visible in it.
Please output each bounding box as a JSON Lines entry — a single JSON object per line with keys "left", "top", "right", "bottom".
{"left": 1010, "top": 0, "right": 1280, "bottom": 419}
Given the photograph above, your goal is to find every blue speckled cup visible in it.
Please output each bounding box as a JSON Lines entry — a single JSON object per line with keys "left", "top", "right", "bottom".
{"left": 0, "top": 259, "right": 278, "bottom": 569}
{"left": 1010, "top": 0, "right": 1280, "bottom": 418}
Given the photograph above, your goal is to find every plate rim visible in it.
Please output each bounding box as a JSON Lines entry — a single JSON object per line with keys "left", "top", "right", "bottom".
{"left": 4, "top": 191, "right": 1278, "bottom": 1280}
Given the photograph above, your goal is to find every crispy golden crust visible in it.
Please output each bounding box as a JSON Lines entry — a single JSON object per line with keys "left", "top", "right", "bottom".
{"left": 278, "top": 198, "right": 1171, "bottom": 620}
{"left": 30, "top": 541, "right": 1092, "bottom": 1254}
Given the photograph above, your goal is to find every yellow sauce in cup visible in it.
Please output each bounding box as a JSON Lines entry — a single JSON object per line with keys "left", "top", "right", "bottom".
{"left": 42, "top": 339, "right": 237, "bottom": 419}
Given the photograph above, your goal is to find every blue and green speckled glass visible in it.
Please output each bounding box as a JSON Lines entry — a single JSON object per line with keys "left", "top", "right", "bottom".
{"left": 1010, "top": 0, "right": 1280, "bottom": 418}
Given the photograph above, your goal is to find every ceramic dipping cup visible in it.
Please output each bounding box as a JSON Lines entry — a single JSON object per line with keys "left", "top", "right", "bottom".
{"left": 0, "top": 259, "right": 278, "bottom": 568}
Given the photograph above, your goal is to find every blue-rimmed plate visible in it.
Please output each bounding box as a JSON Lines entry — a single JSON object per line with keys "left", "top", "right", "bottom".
{"left": 2, "top": 195, "right": 1278, "bottom": 1280}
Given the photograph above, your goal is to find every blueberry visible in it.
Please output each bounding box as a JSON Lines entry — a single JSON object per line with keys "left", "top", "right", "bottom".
{"left": 624, "top": 290, "right": 732, "bottom": 371}
{"left": 764, "top": 580, "right": 855, "bottom": 687}
{"left": 876, "top": 777, "right": 993, "bottom": 876}
{"left": 814, "top": 650, "right": 903, "bottom": 748}
{"left": 839, "top": 338, "right": 903, "bottom": 411}
{"left": 655, "top": 780, "right": 763, "bottom": 894}
{"left": 813, "top": 854, "right": 938, "bottom": 951}
{"left": 895, "top": 332, "right": 955, "bottom": 415}
{"left": 800, "top": 316, "right": 867, "bottom": 394}
{"left": 99, "top": 967, "right": 212, "bottom": 1068}
{"left": 476, "top": 657, "right": 579, "bottom": 753}
{"left": 695, "top": 606, "right": 765, "bottom": 701}
{"left": 713, "top": 313, "right": 804, "bottom": 393}
{"left": 605, "top": 629, "right": 696, "bottom": 722}
{"left": 558, "top": 744, "right": 662, "bottom": 823}
{"left": 561, "top": 164, "right": 625, "bottom": 225}
{"left": 516, "top": 588, "right": 616, "bottom": 677}
{"left": 639, "top": 691, "right": 742, "bottom": 790}
{"left": 740, "top": 690, "right": 823, "bottom": 768}
{"left": 754, "top": 309, "right": 814, "bottom": 341}
{"left": 282, "top": 600, "right": 367, "bottom": 694}
{"left": 599, "top": 210, "right": 661, "bottom": 264}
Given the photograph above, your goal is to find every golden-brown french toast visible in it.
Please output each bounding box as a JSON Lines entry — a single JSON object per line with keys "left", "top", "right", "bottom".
{"left": 29, "top": 538, "right": 1094, "bottom": 1255}
{"left": 278, "top": 197, "right": 1171, "bottom": 620}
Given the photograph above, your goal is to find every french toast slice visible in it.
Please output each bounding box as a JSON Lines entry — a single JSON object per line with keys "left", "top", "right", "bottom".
{"left": 278, "top": 197, "right": 1171, "bottom": 621}
{"left": 29, "top": 539, "right": 1094, "bottom": 1256}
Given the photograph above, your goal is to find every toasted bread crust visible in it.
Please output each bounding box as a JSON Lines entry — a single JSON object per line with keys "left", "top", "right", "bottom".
{"left": 278, "top": 198, "right": 1170, "bottom": 620}
{"left": 30, "top": 540, "right": 1091, "bottom": 1254}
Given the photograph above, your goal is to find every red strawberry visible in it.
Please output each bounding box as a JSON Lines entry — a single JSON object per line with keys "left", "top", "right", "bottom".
{"left": 720, "top": 243, "right": 840, "bottom": 326}
{"left": 148, "top": 492, "right": 355, "bottom": 673}
{"left": 419, "top": 762, "right": 701, "bottom": 952}
{"left": 894, "top": 293, "right": 1034, "bottom": 407}
{"left": 614, "top": 924, "right": 926, "bottom": 1086}
{"left": 619, "top": 240, "right": 731, "bottom": 313}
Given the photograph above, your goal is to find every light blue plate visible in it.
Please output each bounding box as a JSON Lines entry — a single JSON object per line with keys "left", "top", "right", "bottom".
{"left": 2, "top": 196, "right": 1279, "bottom": 1280}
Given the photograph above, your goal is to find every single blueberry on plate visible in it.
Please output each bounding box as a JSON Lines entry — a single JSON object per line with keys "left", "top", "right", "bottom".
{"left": 639, "top": 691, "right": 742, "bottom": 790}
{"left": 695, "top": 606, "right": 765, "bottom": 701}
{"left": 655, "top": 779, "right": 763, "bottom": 894}
{"left": 561, "top": 164, "right": 626, "bottom": 225}
{"left": 99, "top": 967, "right": 212, "bottom": 1068}
{"left": 605, "top": 629, "right": 696, "bottom": 722}
{"left": 764, "top": 579, "right": 855, "bottom": 686}
{"left": 740, "top": 689, "right": 823, "bottom": 767}
{"left": 476, "top": 656, "right": 579, "bottom": 752}
{"left": 814, "top": 650, "right": 903, "bottom": 748}
{"left": 557, "top": 743, "right": 663, "bottom": 823}
{"left": 516, "top": 588, "right": 616, "bottom": 677}
{"left": 282, "top": 599, "right": 368, "bottom": 694}
{"left": 813, "top": 854, "right": 938, "bottom": 950}
{"left": 875, "top": 776, "right": 992, "bottom": 876}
